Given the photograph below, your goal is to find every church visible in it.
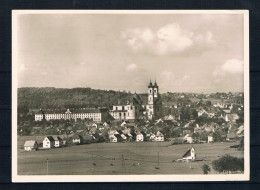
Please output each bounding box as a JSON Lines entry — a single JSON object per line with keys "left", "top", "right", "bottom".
{"left": 109, "top": 81, "right": 162, "bottom": 121}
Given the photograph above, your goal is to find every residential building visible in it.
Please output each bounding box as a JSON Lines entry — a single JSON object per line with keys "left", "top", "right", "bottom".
{"left": 54, "top": 136, "right": 63, "bottom": 147}
{"left": 182, "top": 147, "right": 196, "bottom": 161}
{"left": 24, "top": 140, "right": 38, "bottom": 151}
{"left": 43, "top": 136, "right": 55, "bottom": 149}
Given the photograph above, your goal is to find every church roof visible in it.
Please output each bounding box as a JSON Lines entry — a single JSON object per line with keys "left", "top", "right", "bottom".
{"left": 132, "top": 93, "right": 143, "bottom": 105}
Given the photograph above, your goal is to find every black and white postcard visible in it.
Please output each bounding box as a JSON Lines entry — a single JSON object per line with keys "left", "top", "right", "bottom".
{"left": 12, "top": 10, "right": 249, "bottom": 182}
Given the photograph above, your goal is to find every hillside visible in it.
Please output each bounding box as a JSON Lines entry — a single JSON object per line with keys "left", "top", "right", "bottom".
{"left": 18, "top": 87, "right": 133, "bottom": 113}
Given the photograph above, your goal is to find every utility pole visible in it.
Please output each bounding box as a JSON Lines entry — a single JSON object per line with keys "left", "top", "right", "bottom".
{"left": 157, "top": 152, "right": 159, "bottom": 168}
{"left": 122, "top": 154, "right": 124, "bottom": 168}
{"left": 46, "top": 158, "right": 49, "bottom": 175}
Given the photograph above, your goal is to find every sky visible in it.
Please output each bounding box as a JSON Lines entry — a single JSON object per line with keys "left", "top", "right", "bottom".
{"left": 16, "top": 12, "right": 245, "bottom": 93}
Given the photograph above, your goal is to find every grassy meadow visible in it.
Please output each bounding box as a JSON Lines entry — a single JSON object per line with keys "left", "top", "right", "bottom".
{"left": 17, "top": 136, "right": 243, "bottom": 175}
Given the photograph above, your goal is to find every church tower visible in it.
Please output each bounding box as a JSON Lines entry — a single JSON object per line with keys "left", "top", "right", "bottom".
{"left": 147, "top": 80, "right": 154, "bottom": 120}
{"left": 153, "top": 80, "right": 158, "bottom": 98}
{"left": 148, "top": 80, "right": 154, "bottom": 104}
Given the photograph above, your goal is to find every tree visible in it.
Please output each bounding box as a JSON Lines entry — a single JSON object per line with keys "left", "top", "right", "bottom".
{"left": 201, "top": 164, "right": 211, "bottom": 174}
{"left": 212, "top": 155, "right": 244, "bottom": 173}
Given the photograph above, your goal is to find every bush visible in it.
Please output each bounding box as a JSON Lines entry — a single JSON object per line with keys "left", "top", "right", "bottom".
{"left": 212, "top": 155, "right": 244, "bottom": 173}
{"left": 201, "top": 164, "right": 211, "bottom": 174}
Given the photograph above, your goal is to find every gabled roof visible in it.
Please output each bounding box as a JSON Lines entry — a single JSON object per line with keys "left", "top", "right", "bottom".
{"left": 92, "top": 133, "right": 101, "bottom": 139}
{"left": 45, "top": 136, "right": 55, "bottom": 142}
{"left": 182, "top": 147, "right": 195, "bottom": 158}
{"left": 140, "top": 131, "right": 146, "bottom": 136}
{"left": 182, "top": 149, "right": 191, "bottom": 158}
{"left": 108, "top": 130, "right": 118, "bottom": 135}
{"left": 114, "top": 134, "right": 123, "bottom": 139}
{"left": 54, "top": 136, "right": 62, "bottom": 141}
{"left": 24, "top": 140, "right": 37, "bottom": 147}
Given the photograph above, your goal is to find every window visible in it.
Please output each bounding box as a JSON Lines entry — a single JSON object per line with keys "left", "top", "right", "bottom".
{"left": 150, "top": 89, "right": 152, "bottom": 93}
{"left": 116, "top": 107, "right": 118, "bottom": 110}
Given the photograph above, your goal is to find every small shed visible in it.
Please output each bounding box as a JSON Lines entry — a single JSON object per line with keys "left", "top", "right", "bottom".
{"left": 24, "top": 140, "right": 38, "bottom": 151}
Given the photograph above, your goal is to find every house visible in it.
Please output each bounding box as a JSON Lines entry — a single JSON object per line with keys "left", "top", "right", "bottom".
{"left": 72, "top": 134, "right": 83, "bottom": 144}
{"left": 149, "top": 133, "right": 156, "bottom": 141}
{"left": 108, "top": 130, "right": 119, "bottom": 139}
{"left": 182, "top": 147, "right": 196, "bottom": 161}
{"left": 117, "top": 130, "right": 127, "bottom": 141}
{"left": 110, "top": 134, "right": 123, "bottom": 143}
{"left": 89, "top": 127, "right": 97, "bottom": 134}
{"left": 91, "top": 133, "right": 103, "bottom": 142}
{"left": 154, "top": 131, "right": 164, "bottom": 142}
{"left": 43, "top": 136, "right": 55, "bottom": 149}
{"left": 62, "top": 137, "right": 67, "bottom": 146}
{"left": 237, "top": 125, "right": 244, "bottom": 135}
{"left": 198, "top": 110, "right": 208, "bottom": 117}
{"left": 120, "top": 121, "right": 127, "bottom": 127}
{"left": 54, "top": 136, "right": 63, "bottom": 147}
{"left": 183, "top": 134, "right": 193, "bottom": 143}
{"left": 208, "top": 134, "right": 214, "bottom": 143}
{"left": 136, "top": 131, "right": 146, "bottom": 142}
{"left": 24, "top": 140, "right": 38, "bottom": 151}
{"left": 130, "top": 132, "right": 137, "bottom": 141}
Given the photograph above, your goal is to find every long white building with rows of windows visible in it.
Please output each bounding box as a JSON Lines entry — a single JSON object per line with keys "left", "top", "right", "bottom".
{"left": 34, "top": 108, "right": 108, "bottom": 122}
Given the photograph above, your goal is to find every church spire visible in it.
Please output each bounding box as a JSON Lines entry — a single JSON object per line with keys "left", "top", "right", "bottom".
{"left": 148, "top": 79, "right": 153, "bottom": 88}
{"left": 154, "top": 80, "right": 158, "bottom": 88}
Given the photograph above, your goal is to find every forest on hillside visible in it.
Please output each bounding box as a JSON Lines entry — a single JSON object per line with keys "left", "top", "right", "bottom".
{"left": 18, "top": 87, "right": 134, "bottom": 113}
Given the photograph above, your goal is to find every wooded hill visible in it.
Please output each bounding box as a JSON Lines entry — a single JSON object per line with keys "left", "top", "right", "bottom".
{"left": 18, "top": 87, "right": 145, "bottom": 114}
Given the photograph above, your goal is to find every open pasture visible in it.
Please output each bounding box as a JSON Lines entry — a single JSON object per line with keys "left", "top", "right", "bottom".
{"left": 18, "top": 140, "right": 243, "bottom": 175}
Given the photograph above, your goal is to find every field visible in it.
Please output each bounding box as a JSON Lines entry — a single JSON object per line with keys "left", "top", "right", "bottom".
{"left": 17, "top": 136, "right": 243, "bottom": 175}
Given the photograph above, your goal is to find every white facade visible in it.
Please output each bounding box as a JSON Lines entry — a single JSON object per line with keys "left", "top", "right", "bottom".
{"left": 110, "top": 135, "right": 118, "bottom": 143}
{"left": 183, "top": 134, "right": 193, "bottom": 143}
{"left": 208, "top": 136, "right": 214, "bottom": 143}
{"left": 136, "top": 133, "right": 144, "bottom": 142}
{"left": 110, "top": 105, "right": 135, "bottom": 120}
{"left": 72, "top": 138, "right": 81, "bottom": 144}
{"left": 183, "top": 147, "right": 196, "bottom": 161}
{"left": 54, "top": 137, "right": 63, "bottom": 147}
{"left": 43, "top": 137, "right": 54, "bottom": 149}
{"left": 24, "top": 140, "right": 38, "bottom": 151}
{"left": 35, "top": 108, "right": 102, "bottom": 122}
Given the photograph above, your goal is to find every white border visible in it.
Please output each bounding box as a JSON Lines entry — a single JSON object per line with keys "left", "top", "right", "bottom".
{"left": 12, "top": 10, "right": 250, "bottom": 182}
